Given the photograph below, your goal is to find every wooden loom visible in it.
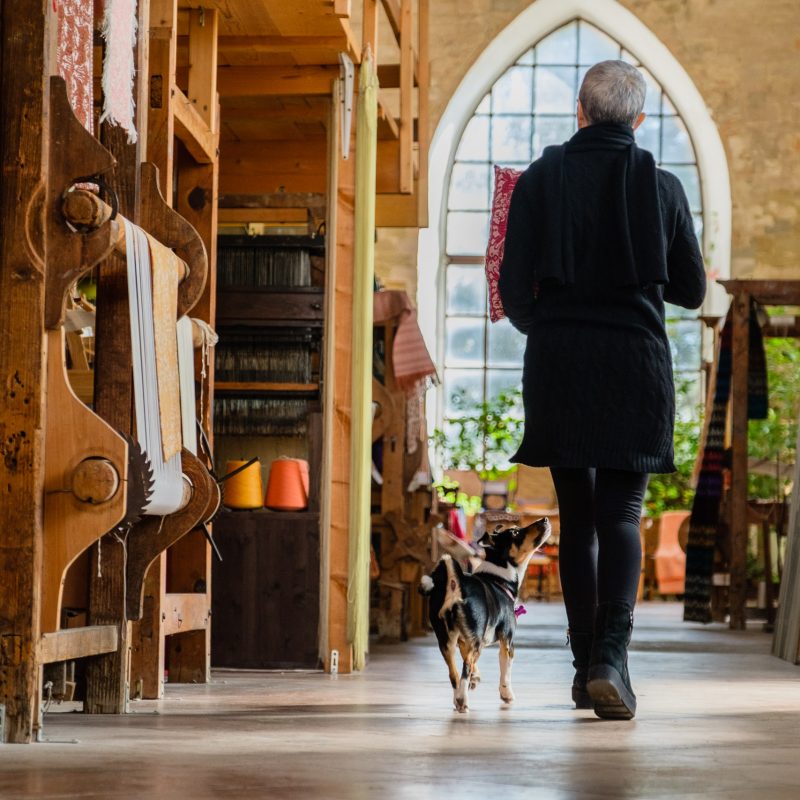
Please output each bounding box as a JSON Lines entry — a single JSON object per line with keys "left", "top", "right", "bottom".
{"left": 39, "top": 78, "right": 217, "bottom": 677}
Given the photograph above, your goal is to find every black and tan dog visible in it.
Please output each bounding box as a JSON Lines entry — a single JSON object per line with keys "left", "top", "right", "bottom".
{"left": 419, "top": 518, "right": 551, "bottom": 712}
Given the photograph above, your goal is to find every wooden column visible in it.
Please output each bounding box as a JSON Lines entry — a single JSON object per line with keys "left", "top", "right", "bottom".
{"left": 398, "top": 0, "right": 413, "bottom": 194}
{"left": 323, "top": 78, "right": 356, "bottom": 674}
{"left": 729, "top": 291, "right": 750, "bottom": 630}
{"left": 128, "top": 0, "right": 179, "bottom": 701}
{"left": 0, "top": 0, "right": 49, "bottom": 744}
{"left": 86, "top": 0, "right": 151, "bottom": 715}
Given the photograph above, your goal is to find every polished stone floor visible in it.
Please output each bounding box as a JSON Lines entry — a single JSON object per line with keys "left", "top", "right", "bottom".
{"left": 1, "top": 602, "right": 799, "bottom": 799}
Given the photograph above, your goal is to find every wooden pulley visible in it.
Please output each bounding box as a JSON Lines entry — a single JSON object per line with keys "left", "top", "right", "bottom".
{"left": 70, "top": 458, "right": 120, "bottom": 504}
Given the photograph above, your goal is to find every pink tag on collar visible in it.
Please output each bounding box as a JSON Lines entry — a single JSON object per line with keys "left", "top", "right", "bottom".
{"left": 514, "top": 605, "right": 527, "bottom": 618}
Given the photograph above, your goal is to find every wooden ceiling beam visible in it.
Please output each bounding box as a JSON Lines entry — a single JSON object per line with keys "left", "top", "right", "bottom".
{"left": 220, "top": 140, "right": 328, "bottom": 194}
{"left": 217, "top": 65, "right": 338, "bottom": 97}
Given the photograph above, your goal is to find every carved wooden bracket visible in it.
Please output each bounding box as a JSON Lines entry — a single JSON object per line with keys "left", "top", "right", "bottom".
{"left": 139, "top": 163, "right": 208, "bottom": 317}
{"left": 125, "top": 450, "right": 216, "bottom": 620}
{"left": 45, "top": 77, "right": 119, "bottom": 329}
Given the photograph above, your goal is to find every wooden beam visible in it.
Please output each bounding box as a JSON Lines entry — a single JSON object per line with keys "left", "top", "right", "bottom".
{"left": 215, "top": 35, "right": 346, "bottom": 52}
{"left": 162, "top": 593, "right": 210, "bottom": 637}
{"left": 380, "top": 0, "right": 401, "bottom": 43}
{"left": 363, "top": 0, "right": 379, "bottom": 61}
{"left": 217, "top": 65, "right": 338, "bottom": 97}
{"left": 375, "top": 189, "right": 419, "bottom": 227}
{"left": 220, "top": 140, "right": 328, "bottom": 194}
{"left": 416, "top": 0, "right": 429, "bottom": 227}
{"left": 0, "top": 0, "right": 48, "bottom": 744}
{"left": 398, "top": 0, "right": 413, "bottom": 194}
{"left": 173, "top": 86, "right": 217, "bottom": 164}
{"left": 729, "top": 292, "right": 750, "bottom": 630}
{"left": 218, "top": 208, "right": 309, "bottom": 224}
{"left": 187, "top": 7, "right": 218, "bottom": 132}
{"left": 40, "top": 626, "right": 119, "bottom": 665}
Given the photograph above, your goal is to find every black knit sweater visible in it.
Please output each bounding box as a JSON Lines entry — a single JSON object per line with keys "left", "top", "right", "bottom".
{"left": 498, "top": 123, "right": 706, "bottom": 474}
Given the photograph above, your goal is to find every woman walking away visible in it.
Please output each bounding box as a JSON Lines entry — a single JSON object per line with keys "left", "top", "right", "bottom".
{"left": 498, "top": 60, "right": 705, "bottom": 719}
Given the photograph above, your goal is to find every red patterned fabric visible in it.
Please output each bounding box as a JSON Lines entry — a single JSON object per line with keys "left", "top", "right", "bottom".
{"left": 485, "top": 166, "right": 523, "bottom": 323}
{"left": 56, "top": 0, "right": 94, "bottom": 132}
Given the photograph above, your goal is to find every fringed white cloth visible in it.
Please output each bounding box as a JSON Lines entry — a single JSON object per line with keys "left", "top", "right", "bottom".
{"left": 100, "top": 0, "right": 138, "bottom": 143}
{"left": 125, "top": 222, "right": 184, "bottom": 514}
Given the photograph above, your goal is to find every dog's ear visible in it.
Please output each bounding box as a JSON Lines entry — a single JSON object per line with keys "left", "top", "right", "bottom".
{"left": 477, "top": 531, "right": 495, "bottom": 547}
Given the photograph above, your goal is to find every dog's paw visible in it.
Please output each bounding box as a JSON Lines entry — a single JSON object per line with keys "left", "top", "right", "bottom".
{"left": 454, "top": 697, "right": 469, "bottom": 713}
{"left": 499, "top": 684, "right": 515, "bottom": 704}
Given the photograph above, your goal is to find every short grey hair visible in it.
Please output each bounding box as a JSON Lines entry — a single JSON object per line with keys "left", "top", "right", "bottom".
{"left": 578, "top": 60, "right": 646, "bottom": 126}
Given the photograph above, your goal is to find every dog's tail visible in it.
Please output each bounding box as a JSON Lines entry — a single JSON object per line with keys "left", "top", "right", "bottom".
{"left": 419, "top": 556, "right": 464, "bottom": 614}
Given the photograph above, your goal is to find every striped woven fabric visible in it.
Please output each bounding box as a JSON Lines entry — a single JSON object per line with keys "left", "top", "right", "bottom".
{"left": 683, "top": 301, "right": 768, "bottom": 623}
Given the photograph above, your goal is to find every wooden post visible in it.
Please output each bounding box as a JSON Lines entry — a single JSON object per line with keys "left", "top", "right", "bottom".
{"left": 398, "top": 0, "right": 413, "bottom": 194}
{"left": 0, "top": 0, "right": 49, "bottom": 744}
{"left": 86, "top": 0, "right": 151, "bottom": 715}
{"left": 362, "top": 0, "right": 378, "bottom": 59}
{"left": 416, "top": 0, "right": 429, "bottom": 226}
{"left": 323, "top": 77, "right": 356, "bottom": 674}
{"left": 729, "top": 291, "right": 750, "bottom": 630}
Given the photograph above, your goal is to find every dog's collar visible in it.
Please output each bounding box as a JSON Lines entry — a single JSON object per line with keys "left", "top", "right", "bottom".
{"left": 473, "top": 560, "right": 517, "bottom": 583}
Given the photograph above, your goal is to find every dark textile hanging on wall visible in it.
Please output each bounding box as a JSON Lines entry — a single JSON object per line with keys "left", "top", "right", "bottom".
{"left": 683, "top": 301, "right": 768, "bottom": 623}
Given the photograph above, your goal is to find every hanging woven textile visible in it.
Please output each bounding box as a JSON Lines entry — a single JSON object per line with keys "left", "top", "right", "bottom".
{"left": 99, "top": 0, "right": 139, "bottom": 142}
{"left": 55, "top": 0, "right": 94, "bottom": 131}
{"left": 683, "top": 301, "right": 768, "bottom": 623}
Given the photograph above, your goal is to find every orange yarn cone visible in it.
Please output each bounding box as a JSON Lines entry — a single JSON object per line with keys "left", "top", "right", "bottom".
{"left": 223, "top": 459, "right": 264, "bottom": 510}
{"left": 265, "top": 458, "right": 309, "bottom": 511}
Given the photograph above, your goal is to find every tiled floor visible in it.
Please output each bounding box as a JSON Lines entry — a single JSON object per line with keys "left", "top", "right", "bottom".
{"left": 1, "top": 602, "right": 799, "bottom": 799}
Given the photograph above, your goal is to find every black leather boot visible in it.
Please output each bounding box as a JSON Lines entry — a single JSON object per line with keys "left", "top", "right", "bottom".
{"left": 567, "top": 630, "right": 592, "bottom": 709}
{"left": 587, "top": 601, "right": 636, "bottom": 720}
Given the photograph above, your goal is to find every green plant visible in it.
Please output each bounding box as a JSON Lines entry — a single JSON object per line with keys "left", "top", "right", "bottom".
{"left": 431, "top": 388, "right": 524, "bottom": 509}
{"left": 747, "top": 317, "right": 800, "bottom": 500}
{"left": 644, "top": 410, "right": 701, "bottom": 517}
{"left": 431, "top": 388, "right": 524, "bottom": 481}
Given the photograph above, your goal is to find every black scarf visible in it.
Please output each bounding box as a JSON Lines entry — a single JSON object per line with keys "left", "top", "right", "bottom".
{"left": 530, "top": 122, "right": 669, "bottom": 288}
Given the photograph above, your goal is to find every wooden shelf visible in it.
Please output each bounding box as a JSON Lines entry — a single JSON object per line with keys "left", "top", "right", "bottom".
{"left": 215, "top": 381, "right": 319, "bottom": 394}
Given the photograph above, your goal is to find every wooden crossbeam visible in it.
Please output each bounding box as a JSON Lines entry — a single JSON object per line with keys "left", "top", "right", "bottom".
{"left": 218, "top": 208, "right": 309, "bottom": 225}
{"left": 173, "top": 86, "right": 217, "bottom": 164}
{"left": 217, "top": 65, "right": 339, "bottom": 97}
{"left": 220, "top": 140, "right": 328, "bottom": 194}
{"left": 40, "top": 626, "right": 119, "bottom": 665}
{"left": 162, "top": 593, "right": 210, "bottom": 637}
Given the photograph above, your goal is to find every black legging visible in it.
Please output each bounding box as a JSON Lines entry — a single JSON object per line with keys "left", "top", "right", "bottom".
{"left": 550, "top": 467, "right": 649, "bottom": 634}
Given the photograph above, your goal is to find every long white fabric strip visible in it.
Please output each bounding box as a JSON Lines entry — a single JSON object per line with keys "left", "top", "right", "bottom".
{"left": 125, "top": 221, "right": 184, "bottom": 514}
{"left": 177, "top": 316, "right": 197, "bottom": 456}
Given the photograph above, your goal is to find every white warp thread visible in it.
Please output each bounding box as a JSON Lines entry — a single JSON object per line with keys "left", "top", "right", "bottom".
{"left": 125, "top": 222, "right": 184, "bottom": 514}
{"left": 177, "top": 316, "right": 197, "bottom": 456}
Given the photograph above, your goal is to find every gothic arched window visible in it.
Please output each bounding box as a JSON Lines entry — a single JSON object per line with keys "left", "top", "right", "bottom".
{"left": 442, "top": 19, "right": 703, "bottom": 442}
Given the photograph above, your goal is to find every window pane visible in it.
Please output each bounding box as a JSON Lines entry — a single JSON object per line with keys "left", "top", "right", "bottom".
{"left": 669, "top": 164, "right": 702, "bottom": 212}
{"left": 516, "top": 48, "right": 534, "bottom": 66}
{"left": 446, "top": 318, "right": 485, "bottom": 366}
{"left": 675, "top": 373, "right": 702, "bottom": 419}
{"left": 535, "top": 66, "right": 577, "bottom": 113}
{"left": 492, "top": 66, "right": 533, "bottom": 114}
{"left": 475, "top": 95, "right": 490, "bottom": 114}
{"left": 449, "top": 163, "right": 490, "bottom": 211}
{"left": 447, "top": 265, "right": 487, "bottom": 315}
{"left": 666, "top": 302, "right": 700, "bottom": 321}
{"left": 491, "top": 116, "right": 532, "bottom": 162}
{"left": 456, "top": 115, "right": 489, "bottom": 161}
{"left": 578, "top": 24, "right": 620, "bottom": 65}
{"left": 446, "top": 211, "right": 489, "bottom": 256}
{"left": 667, "top": 320, "right": 702, "bottom": 372}
{"left": 535, "top": 21, "right": 577, "bottom": 64}
{"left": 488, "top": 317, "right": 527, "bottom": 367}
{"left": 635, "top": 114, "right": 660, "bottom": 157}
{"left": 533, "top": 115, "right": 575, "bottom": 156}
{"left": 692, "top": 213, "right": 704, "bottom": 241}
{"left": 640, "top": 68, "right": 661, "bottom": 115}
{"left": 444, "top": 369, "right": 483, "bottom": 417}
{"left": 661, "top": 115, "right": 694, "bottom": 163}
{"left": 487, "top": 369, "right": 523, "bottom": 403}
